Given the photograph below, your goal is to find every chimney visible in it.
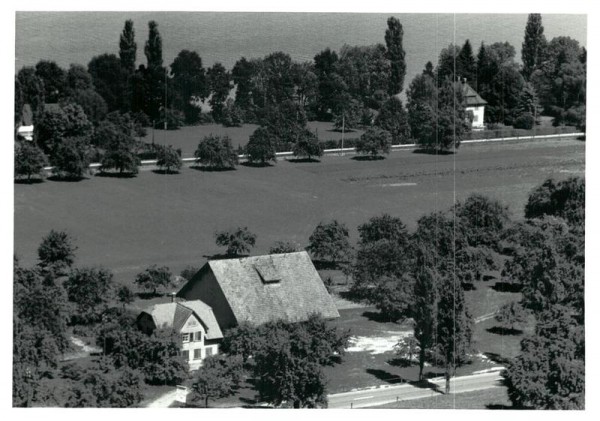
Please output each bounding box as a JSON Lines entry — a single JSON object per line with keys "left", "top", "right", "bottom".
{"left": 170, "top": 292, "right": 176, "bottom": 303}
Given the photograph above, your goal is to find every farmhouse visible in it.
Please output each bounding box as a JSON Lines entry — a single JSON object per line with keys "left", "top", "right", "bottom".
{"left": 461, "top": 79, "right": 487, "bottom": 130}
{"left": 177, "top": 251, "right": 340, "bottom": 330}
{"left": 137, "top": 300, "right": 223, "bottom": 370}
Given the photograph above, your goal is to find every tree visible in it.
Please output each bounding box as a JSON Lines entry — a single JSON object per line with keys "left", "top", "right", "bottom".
{"left": 306, "top": 220, "right": 352, "bottom": 266}
{"left": 65, "top": 362, "right": 143, "bottom": 408}
{"left": 293, "top": 129, "right": 323, "bottom": 161}
{"left": 144, "top": 21, "right": 163, "bottom": 70}
{"left": 214, "top": 227, "right": 257, "bottom": 256}
{"left": 455, "top": 194, "right": 510, "bottom": 250}
{"left": 52, "top": 137, "right": 90, "bottom": 180}
{"left": 375, "top": 96, "right": 409, "bottom": 144}
{"left": 190, "top": 355, "right": 243, "bottom": 407}
{"left": 35, "top": 60, "right": 67, "bottom": 103}
{"left": 521, "top": 14, "right": 547, "bottom": 80}
{"left": 35, "top": 103, "right": 93, "bottom": 158}
{"left": 207, "top": 62, "right": 231, "bottom": 123}
{"left": 261, "top": 100, "right": 308, "bottom": 148}
{"left": 411, "top": 267, "right": 438, "bottom": 380}
{"left": 170, "top": 50, "right": 207, "bottom": 123}
{"left": 332, "top": 97, "right": 362, "bottom": 131}
{"left": 37, "top": 230, "right": 77, "bottom": 273}
{"left": 457, "top": 39, "right": 477, "bottom": 83}
{"left": 435, "top": 276, "right": 473, "bottom": 394}
{"left": 134, "top": 265, "right": 173, "bottom": 295}
{"left": 269, "top": 241, "right": 300, "bottom": 254}
{"left": 117, "top": 285, "right": 134, "bottom": 307}
{"left": 246, "top": 126, "right": 277, "bottom": 165}
{"left": 64, "top": 267, "right": 114, "bottom": 325}
{"left": 494, "top": 302, "right": 528, "bottom": 333}
{"left": 17, "top": 67, "right": 45, "bottom": 122}
{"left": 394, "top": 335, "right": 419, "bottom": 365}
{"left": 14, "top": 142, "right": 48, "bottom": 182}
{"left": 435, "top": 44, "right": 461, "bottom": 82}
{"left": 503, "top": 306, "right": 584, "bottom": 409}
{"left": 385, "top": 16, "right": 406, "bottom": 95}
{"left": 88, "top": 53, "right": 125, "bottom": 111}
{"left": 524, "top": 177, "right": 585, "bottom": 230}
{"left": 407, "top": 74, "right": 469, "bottom": 151}
{"left": 119, "top": 20, "right": 137, "bottom": 75}
{"left": 65, "top": 88, "right": 108, "bottom": 125}
{"left": 220, "top": 322, "right": 266, "bottom": 364}
{"left": 476, "top": 42, "right": 525, "bottom": 125}
{"left": 194, "top": 134, "right": 238, "bottom": 170}
{"left": 351, "top": 214, "right": 411, "bottom": 303}
{"left": 253, "top": 323, "right": 328, "bottom": 408}
{"left": 100, "top": 128, "right": 140, "bottom": 175}
{"left": 355, "top": 127, "right": 392, "bottom": 158}
{"left": 513, "top": 82, "right": 541, "bottom": 128}
{"left": 156, "top": 145, "right": 182, "bottom": 173}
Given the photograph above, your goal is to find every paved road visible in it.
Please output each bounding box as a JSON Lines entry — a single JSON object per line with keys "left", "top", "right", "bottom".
{"left": 328, "top": 371, "right": 503, "bottom": 409}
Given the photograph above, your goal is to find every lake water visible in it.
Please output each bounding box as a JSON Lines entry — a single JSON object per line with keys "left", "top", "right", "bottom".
{"left": 15, "top": 12, "right": 586, "bottom": 92}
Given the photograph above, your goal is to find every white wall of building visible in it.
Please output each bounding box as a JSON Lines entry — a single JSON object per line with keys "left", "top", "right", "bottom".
{"left": 467, "top": 106, "right": 485, "bottom": 130}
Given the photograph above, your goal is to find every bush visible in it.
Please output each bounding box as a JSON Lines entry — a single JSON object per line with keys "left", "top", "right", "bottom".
{"left": 156, "top": 145, "right": 183, "bottom": 173}
{"left": 513, "top": 112, "right": 535, "bottom": 130}
{"left": 194, "top": 135, "right": 238, "bottom": 170}
{"left": 293, "top": 129, "right": 323, "bottom": 161}
{"left": 355, "top": 127, "right": 392, "bottom": 158}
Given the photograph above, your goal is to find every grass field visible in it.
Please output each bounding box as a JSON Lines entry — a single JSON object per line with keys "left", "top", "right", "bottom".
{"left": 142, "top": 121, "right": 364, "bottom": 158}
{"left": 372, "top": 386, "right": 512, "bottom": 409}
{"left": 14, "top": 137, "right": 584, "bottom": 285}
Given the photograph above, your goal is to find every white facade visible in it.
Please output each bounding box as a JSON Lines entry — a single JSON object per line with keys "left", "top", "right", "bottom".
{"left": 467, "top": 105, "right": 485, "bottom": 130}
{"left": 179, "top": 313, "right": 219, "bottom": 370}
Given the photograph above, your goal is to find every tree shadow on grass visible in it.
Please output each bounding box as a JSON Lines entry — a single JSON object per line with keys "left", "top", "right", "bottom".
{"left": 287, "top": 157, "right": 321, "bottom": 163}
{"left": 151, "top": 169, "right": 181, "bottom": 175}
{"left": 486, "top": 326, "right": 524, "bottom": 336}
{"left": 136, "top": 292, "right": 163, "bottom": 300}
{"left": 240, "top": 161, "right": 275, "bottom": 168}
{"left": 491, "top": 282, "right": 522, "bottom": 293}
{"left": 483, "top": 274, "right": 496, "bottom": 282}
{"left": 351, "top": 155, "right": 385, "bottom": 161}
{"left": 365, "top": 368, "right": 405, "bottom": 385}
{"left": 486, "top": 404, "right": 516, "bottom": 409}
{"left": 462, "top": 282, "right": 477, "bottom": 291}
{"left": 14, "top": 178, "right": 45, "bottom": 185}
{"left": 202, "top": 253, "right": 250, "bottom": 260}
{"left": 47, "top": 175, "right": 88, "bottom": 182}
{"left": 94, "top": 171, "right": 137, "bottom": 179}
{"left": 412, "top": 148, "right": 455, "bottom": 155}
{"left": 576, "top": 135, "right": 586, "bottom": 141}
{"left": 362, "top": 310, "right": 396, "bottom": 323}
{"left": 190, "top": 165, "right": 237, "bottom": 172}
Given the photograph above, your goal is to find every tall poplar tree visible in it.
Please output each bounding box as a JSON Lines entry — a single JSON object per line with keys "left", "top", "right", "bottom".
{"left": 521, "top": 14, "right": 547, "bottom": 80}
{"left": 385, "top": 16, "right": 406, "bottom": 95}
{"left": 119, "top": 20, "right": 137, "bottom": 75}
{"left": 144, "top": 21, "right": 163, "bottom": 70}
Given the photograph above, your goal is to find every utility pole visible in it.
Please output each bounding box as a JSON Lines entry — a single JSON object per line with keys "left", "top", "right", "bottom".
{"left": 341, "top": 113, "right": 345, "bottom": 156}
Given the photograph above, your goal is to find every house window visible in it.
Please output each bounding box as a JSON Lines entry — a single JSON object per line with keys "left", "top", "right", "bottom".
{"left": 181, "top": 333, "right": 190, "bottom": 343}
{"left": 193, "top": 349, "right": 202, "bottom": 360}
{"left": 182, "top": 350, "right": 189, "bottom": 360}
{"left": 206, "top": 347, "right": 213, "bottom": 357}
{"left": 195, "top": 331, "right": 202, "bottom": 342}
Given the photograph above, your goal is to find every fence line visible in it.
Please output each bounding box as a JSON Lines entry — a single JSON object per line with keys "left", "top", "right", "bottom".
{"left": 42, "top": 131, "right": 584, "bottom": 172}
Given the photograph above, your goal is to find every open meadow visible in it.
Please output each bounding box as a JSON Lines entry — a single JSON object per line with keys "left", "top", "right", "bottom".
{"left": 14, "top": 137, "right": 584, "bottom": 285}
{"left": 143, "top": 121, "right": 365, "bottom": 157}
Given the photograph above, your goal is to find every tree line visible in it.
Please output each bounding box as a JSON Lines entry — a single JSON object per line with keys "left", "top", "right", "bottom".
{"left": 15, "top": 14, "right": 585, "bottom": 183}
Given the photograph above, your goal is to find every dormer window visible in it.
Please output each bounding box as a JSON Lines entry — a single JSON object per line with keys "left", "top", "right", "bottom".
{"left": 254, "top": 260, "right": 280, "bottom": 284}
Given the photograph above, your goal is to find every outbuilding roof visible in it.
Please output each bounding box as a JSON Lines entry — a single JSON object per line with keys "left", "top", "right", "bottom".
{"left": 461, "top": 82, "right": 487, "bottom": 106}
{"left": 178, "top": 251, "right": 340, "bottom": 326}
{"left": 140, "top": 300, "right": 223, "bottom": 340}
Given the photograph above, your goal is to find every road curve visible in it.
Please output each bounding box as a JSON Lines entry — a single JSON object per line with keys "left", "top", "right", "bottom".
{"left": 328, "top": 371, "right": 503, "bottom": 409}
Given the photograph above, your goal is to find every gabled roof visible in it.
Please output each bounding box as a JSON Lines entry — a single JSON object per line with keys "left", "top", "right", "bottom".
{"left": 180, "top": 251, "right": 340, "bottom": 325}
{"left": 140, "top": 300, "right": 223, "bottom": 340}
{"left": 461, "top": 82, "right": 487, "bottom": 106}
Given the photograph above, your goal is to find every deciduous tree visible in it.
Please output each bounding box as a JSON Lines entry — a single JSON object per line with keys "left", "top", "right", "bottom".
{"left": 194, "top": 134, "right": 238, "bottom": 170}
{"left": 293, "top": 129, "right": 323, "bottom": 161}
{"left": 355, "top": 127, "right": 392, "bottom": 158}
{"left": 64, "top": 267, "right": 114, "bottom": 324}
{"left": 37, "top": 230, "right": 77, "bottom": 273}
{"left": 214, "top": 227, "right": 257, "bottom": 256}
{"left": 375, "top": 95, "right": 409, "bottom": 144}
{"left": 246, "top": 126, "right": 277, "bottom": 165}
{"left": 134, "top": 265, "right": 173, "bottom": 295}
{"left": 156, "top": 145, "right": 182, "bottom": 173}
{"left": 14, "top": 142, "right": 48, "bottom": 182}
{"left": 306, "top": 220, "right": 352, "bottom": 266}
{"left": 191, "top": 355, "right": 243, "bottom": 407}
{"left": 385, "top": 16, "right": 406, "bottom": 95}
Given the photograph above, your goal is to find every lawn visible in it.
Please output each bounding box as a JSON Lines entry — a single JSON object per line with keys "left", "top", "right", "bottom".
{"left": 140, "top": 121, "right": 364, "bottom": 158}
{"left": 372, "top": 386, "right": 512, "bottom": 409}
{"left": 14, "top": 137, "right": 584, "bottom": 286}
